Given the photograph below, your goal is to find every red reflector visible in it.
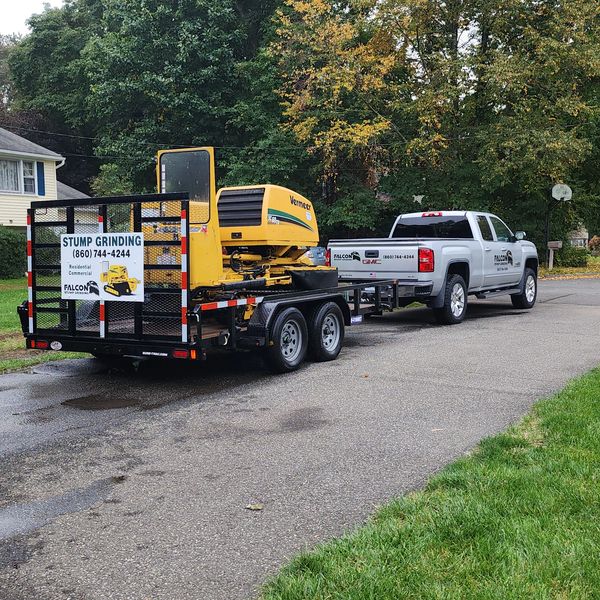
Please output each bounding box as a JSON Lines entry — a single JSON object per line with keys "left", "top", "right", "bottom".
{"left": 35, "top": 340, "right": 49, "bottom": 349}
{"left": 418, "top": 248, "right": 435, "bottom": 272}
{"left": 325, "top": 248, "right": 331, "bottom": 267}
{"left": 172, "top": 349, "right": 189, "bottom": 359}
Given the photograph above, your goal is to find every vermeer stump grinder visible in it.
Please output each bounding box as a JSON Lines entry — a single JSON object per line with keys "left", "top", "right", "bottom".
{"left": 150, "top": 147, "right": 337, "bottom": 306}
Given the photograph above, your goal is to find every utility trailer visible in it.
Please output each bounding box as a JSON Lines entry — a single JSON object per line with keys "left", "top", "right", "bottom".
{"left": 18, "top": 193, "right": 425, "bottom": 373}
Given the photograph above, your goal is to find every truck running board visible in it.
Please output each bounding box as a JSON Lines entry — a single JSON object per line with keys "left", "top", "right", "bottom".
{"left": 475, "top": 288, "right": 521, "bottom": 299}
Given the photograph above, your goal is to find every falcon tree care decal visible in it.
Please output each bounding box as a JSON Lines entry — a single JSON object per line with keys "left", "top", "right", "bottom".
{"left": 60, "top": 233, "right": 145, "bottom": 301}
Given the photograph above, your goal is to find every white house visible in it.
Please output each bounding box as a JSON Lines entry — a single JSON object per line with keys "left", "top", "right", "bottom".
{"left": 0, "top": 127, "right": 65, "bottom": 227}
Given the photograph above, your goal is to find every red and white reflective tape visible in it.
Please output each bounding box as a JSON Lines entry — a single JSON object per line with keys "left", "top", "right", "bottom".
{"left": 199, "top": 296, "right": 264, "bottom": 312}
{"left": 98, "top": 214, "right": 105, "bottom": 338}
{"left": 26, "top": 213, "right": 33, "bottom": 333}
{"left": 181, "top": 209, "right": 188, "bottom": 342}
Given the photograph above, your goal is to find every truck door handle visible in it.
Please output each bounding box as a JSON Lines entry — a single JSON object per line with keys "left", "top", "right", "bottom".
{"left": 484, "top": 247, "right": 491, "bottom": 251}
{"left": 500, "top": 248, "right": 507, "bottom": 252}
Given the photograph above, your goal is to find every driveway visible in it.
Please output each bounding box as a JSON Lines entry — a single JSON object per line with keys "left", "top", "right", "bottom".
{"left": 0, "top": 278, "right": 599, "bottom": 600}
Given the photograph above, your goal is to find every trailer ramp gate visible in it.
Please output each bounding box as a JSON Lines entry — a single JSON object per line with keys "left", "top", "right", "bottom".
{"left": 26, "top": 194, "right": 190, "bottom": 349}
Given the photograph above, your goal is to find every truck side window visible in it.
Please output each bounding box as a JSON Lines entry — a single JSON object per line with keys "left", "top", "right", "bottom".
{"left": 477, "top": 215, "right": 494, "bottom": 241}
{"left": 490, "top": 216, "right": 514, "bottom": 243}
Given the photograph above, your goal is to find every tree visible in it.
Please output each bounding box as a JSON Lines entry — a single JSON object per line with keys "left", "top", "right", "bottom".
{"left": 271, "top": 0, "right": 404, "bottom": 232}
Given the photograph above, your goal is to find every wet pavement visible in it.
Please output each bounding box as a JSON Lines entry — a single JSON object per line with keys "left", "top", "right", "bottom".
{"left": 0, "top": 279, "right": 599, "bottom": 599}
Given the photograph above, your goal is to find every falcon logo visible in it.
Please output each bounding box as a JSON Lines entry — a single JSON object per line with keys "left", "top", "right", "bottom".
{"left": 332, "top": 251, "right": 361, "bottom": 261}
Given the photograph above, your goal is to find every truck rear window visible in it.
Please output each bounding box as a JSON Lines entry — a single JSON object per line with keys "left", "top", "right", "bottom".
{"left": 392, "top": 216, "right": 473, "bottom": 239}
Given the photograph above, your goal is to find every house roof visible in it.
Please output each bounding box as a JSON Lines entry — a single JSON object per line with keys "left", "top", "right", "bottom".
{"left": 0, "top": 127, "right": 64, "bottom": 160}
{"left": 57, "top": 181, "right": 90, "bottom": 200}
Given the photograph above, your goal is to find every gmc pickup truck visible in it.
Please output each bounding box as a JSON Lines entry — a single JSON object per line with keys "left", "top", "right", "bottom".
{"left": 329, "top": 211, "right": 539, "bottom": 324}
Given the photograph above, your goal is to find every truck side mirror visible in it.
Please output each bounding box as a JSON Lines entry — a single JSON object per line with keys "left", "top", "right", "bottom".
{"left": 515, "top": 231, "right": 526, "bottom": 241}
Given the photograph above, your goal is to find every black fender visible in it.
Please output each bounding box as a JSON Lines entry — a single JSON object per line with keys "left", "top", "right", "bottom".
{"left": 247, "top": 293, "right": 351, "bottom": 343}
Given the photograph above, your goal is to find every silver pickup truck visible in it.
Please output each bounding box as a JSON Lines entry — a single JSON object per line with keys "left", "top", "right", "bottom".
{"left": 329, "top": 211, "right": 539, "bottom": 324}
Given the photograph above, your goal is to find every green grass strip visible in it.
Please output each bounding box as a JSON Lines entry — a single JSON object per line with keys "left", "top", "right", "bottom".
{"left": 0, "top": 352, "right": 81, "bottom": 374}
{"left": 263, "top": 368, "right": 600, "bottom": 599}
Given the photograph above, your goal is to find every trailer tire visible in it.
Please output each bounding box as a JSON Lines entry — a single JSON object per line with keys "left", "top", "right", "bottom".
{"left": 308, "top": 302, "right": 345, "bottom": 362}
{"left": 511, "top": 268, "right": 537, "bottom": 309}
{"left": 264, "top": 307, "right": 308, "bottom": 373}
{"left": 433, "top": 274, "right": 467, "bottom": 325}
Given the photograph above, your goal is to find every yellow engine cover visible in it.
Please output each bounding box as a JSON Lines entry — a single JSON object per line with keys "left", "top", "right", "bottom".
{"left": 218, "top": 185, "right": 318, "bottom": 248}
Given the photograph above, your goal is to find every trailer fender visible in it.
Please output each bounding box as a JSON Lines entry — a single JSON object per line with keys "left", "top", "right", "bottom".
{"left": 247, "top": 294, "right": 352, "bottom": 343}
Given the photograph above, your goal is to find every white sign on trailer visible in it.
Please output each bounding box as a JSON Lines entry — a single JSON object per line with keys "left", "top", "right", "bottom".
{"left": 60, "top": 232, "right": 145, "bottom": 301}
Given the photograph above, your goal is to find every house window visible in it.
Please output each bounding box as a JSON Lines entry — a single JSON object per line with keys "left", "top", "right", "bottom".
{"left": 23, "top": 161, "right": 36, "bottom": 193}
{"left": 0, "top": 159, "right": 38, "bottom": 194}
{"left": 0, "top": 159, "right": 20, "bottom": 192}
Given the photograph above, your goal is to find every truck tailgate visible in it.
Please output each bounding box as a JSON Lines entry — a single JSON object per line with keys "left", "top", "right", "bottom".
{"left": 329, "top": 239, "right": 420, "bottom": 280}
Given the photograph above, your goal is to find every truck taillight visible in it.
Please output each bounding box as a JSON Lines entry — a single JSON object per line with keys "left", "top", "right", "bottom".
{"left": 418, "top": 248, "right": 434, "bottom": 272}
{"left": 325, "top": 248, "right": 331, "bottom": 267}
{"left": 172, "top": 349, "right": 189, "bottom": 359}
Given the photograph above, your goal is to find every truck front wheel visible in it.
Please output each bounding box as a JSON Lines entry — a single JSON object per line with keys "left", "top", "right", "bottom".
{"left": 308, "top": 302, "right": 345, "bottom": 362}
{"left": 264, "top": 307, "right": 308, "bottom": 373}
{"left": 433, "top": 274, "right": 468, "bottom": 325}
{"left": 511, "top": 268, "right": 537, "bottom": 309}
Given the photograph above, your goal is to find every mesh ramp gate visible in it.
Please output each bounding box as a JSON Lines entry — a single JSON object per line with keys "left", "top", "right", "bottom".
{"left": 27, "top": 193, "right": 190, "bottom": 344}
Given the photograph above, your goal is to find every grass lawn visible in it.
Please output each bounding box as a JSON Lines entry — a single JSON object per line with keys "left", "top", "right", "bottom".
{"left": 540, "top": 255, "right": 600, "bottom": 278}
{"left": 0, "top": 278, "right": 80, "bottom": 373}
{"left": 263, "top": 368, "right": 600, "bottom": 599}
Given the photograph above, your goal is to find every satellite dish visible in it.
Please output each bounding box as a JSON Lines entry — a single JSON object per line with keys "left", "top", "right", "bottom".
{"left": 552, "top": 184, "right": 572, "bottom": 202}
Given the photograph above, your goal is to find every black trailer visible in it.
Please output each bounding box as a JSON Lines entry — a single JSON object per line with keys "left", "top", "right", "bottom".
{"left": 18, "top": 194, "right": 425, "bottom": 373}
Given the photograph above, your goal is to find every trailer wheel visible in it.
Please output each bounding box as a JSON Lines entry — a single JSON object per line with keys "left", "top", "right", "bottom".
{"left": 264, "top": 307, "right": 308, "bottom": 373}
{"left": 433, "top": 274, "right": 467, "bottom": 325}
{"left": 308, "top": 302, "right": 345, "bottom": 362}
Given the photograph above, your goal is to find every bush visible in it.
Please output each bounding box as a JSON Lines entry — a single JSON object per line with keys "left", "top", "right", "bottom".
{"left": 555, "top": 244, "right": 588, "bottom": 268}
{"left": 0, "top": 226, "right": 26, "bottom": 279}
{"left": 589, "top": 235, "right": 600, "bottom": 252}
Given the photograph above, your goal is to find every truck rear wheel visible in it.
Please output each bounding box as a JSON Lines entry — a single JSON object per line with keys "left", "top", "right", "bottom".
{"left": 511, "top": 268, "right": 537, "bottom": 309}
{"left": 433, "top": 274, "right": 467, "bottom": 325}
{"left": 264, "top": 307, "right": 308, "bottom": 373}
{"left": 308, "top": 302, "right": 344, "bottom": 362}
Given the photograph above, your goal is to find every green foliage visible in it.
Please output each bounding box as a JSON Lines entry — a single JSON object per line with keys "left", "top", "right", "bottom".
{"left": 90, "top": 163, "right": 135, "bottom": 197}
{"left": 0, "top": 34, "right": 20, "bottom": 108}
{"left": 0, "top": 226, "right": 26, "bottom": 279}
{"left": 4, "top": 0, "right": 600, "bottom": 243}
{"left": 555, "top": 245, "right": 588, "bottom": 268}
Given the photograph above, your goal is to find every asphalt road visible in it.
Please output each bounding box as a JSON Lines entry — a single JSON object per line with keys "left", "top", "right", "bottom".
{"left": 0, "top": 279, "right": 599, "bottom": 600}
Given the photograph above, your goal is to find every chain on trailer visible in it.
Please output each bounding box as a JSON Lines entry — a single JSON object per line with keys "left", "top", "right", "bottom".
{"left": 26, "top": 194, "right": 191, "bottom": 345}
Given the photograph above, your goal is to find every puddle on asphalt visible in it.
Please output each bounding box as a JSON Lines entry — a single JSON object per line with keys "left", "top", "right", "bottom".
{"left": 0, "top": 478, "right": 113, "bottom": 543}
{"left": 62, "top": 394, "right": 140, "bottom": 410}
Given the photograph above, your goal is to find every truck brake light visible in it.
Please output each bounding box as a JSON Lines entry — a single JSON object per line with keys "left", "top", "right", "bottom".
{"left": 172, "top": 349, "right": 189, "bottom": 359}
{"left": 325, "top": 248, "right": 331, "bottom": 267}
{"left": 31, "top": 340, "right": 49, "bottom": 349}
{"left": 418, "top": 248, "right": 435, "bottom": 272}
{"left": 422, "top": 212, "right": 443, "bottom": 217}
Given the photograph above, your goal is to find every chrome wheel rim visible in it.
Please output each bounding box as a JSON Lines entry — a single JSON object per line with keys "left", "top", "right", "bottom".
{"left": 321, "top": 313, "right": 341, "bottom": 351}
{"left": 450, "top": 283, "right": 465, "bottom": 318}
{"left": 525, "top": 275, "right": 536, "bottom": 303}
{"left": 281, "top": 320, "right": 302, "bottom": 362}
